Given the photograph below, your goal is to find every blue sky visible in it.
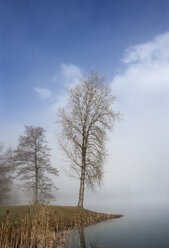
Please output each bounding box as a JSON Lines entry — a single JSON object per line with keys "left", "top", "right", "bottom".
{"left": 1, "top": 0, "right": 169, "bottom": 122}
{"left": 0, "top": 0, "right": 169, "bottom": 207}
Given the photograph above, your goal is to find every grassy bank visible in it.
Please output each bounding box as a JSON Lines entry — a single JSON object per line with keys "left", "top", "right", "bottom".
{"left": 0, "top": 205, "right": 123, "bottom": 247}
{"left": 0, "top": 205, "right": 122, "bottom": 229}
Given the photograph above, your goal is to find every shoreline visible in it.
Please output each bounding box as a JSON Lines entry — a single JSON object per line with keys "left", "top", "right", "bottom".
{"left": 0, "top": 205, "right": 123, "bottom": 230}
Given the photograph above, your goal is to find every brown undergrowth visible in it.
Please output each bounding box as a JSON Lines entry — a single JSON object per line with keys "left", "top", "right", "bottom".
{"left": 0, "top": 205, "right": 122, "bottom": 247}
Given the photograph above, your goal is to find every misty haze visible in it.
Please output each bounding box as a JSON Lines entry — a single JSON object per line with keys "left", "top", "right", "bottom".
{"left": 0, "top": 0, "right": 169, "bottom": 247}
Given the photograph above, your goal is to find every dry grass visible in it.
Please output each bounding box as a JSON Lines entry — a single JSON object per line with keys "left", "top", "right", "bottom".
{"left": 0, "top": 205, "right": 122, "bottom": 247}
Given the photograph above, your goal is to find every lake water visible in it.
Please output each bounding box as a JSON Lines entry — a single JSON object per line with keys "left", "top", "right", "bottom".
{"left": 66, "top": 200, "right": 169, "bottom": 248}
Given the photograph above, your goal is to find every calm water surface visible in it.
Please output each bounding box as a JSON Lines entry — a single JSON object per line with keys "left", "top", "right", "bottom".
{"left": 67, "top": 202, "right": 169, "bottom": 248}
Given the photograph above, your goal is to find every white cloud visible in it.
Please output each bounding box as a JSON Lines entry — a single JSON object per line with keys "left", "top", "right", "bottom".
{"left": 123, "top": 32, "right": 169, "bottom": 64}
{"left": 52, "top": 63, "right": 83, "bottom": 86}
{"left": 49, "top": 64, "right": 83, "bottom": 112}
{"left": 34, "top": 87, "right": 52, "bottom": 99}
{"left": 105, "top": 32, "right": 169, "bottom": 205}
{"left": 111, "top": 33, "right": 169, "bottom": 107}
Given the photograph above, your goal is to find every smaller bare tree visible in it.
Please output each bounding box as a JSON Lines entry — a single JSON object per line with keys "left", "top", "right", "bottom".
{"left": 15, "top": 126, "right": 59, "bottom": 204}
{"left": 0, "top": 144, "right": 14, "bottom": 204}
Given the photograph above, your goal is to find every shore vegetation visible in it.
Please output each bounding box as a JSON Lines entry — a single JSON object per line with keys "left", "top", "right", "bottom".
{"left": 0, "top": 205, "right": 122, "bottom": 247}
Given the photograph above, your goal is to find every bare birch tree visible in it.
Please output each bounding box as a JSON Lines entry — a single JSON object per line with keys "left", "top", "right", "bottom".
{"left": 15, "top": 126, "right": 59, "bottom": 204}
{"left": 57, "top": 72, "right": 120, "bottom": 208}
{"left": 0, "top": 144, "right": 14, "bottom": 204}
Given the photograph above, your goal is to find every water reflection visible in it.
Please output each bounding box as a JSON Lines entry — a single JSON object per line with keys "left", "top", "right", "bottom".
{"left": 66, "top": 227, "right": 86, "bottom": 248}
{"left": 78, "top": 227, "right": 86, "bottom": 248}
{"left": 75, "top": 227, "right": 97, "bottom": 248}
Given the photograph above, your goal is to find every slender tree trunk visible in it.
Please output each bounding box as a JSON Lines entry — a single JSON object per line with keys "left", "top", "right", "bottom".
{"left": 34, "top": 147, "right": 38, "bottom": 205}
{"left": 78, "top": 153, "right": 85, "bottom": 208}
{"left": 35, "top": 168, "right": 38, "bottom": 205}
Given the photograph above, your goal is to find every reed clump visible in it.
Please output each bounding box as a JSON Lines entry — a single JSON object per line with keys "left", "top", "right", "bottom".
{"left": 0, "top": 205, "right": 64, "bottom": 247}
